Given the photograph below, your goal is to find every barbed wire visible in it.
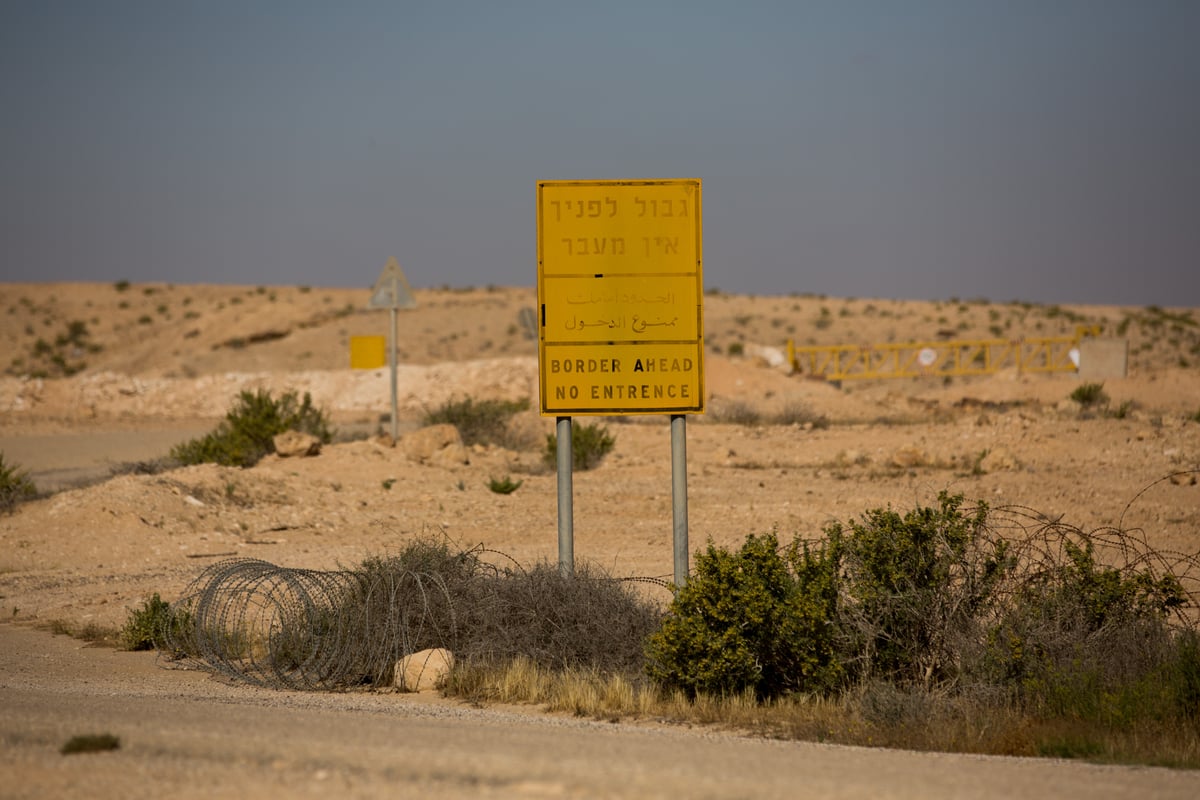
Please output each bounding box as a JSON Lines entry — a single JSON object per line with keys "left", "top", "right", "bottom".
{"left": 162, "top": 546, "right": 668, "bottom": 691}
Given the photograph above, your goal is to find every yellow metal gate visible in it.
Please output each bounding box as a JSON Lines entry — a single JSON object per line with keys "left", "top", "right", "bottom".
{"left": 786, "top": 327, "right": 1098, "bottom": 381}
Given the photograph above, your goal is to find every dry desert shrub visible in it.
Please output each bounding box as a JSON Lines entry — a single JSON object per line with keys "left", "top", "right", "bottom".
{"left": 422, "top": 396, "right": 529, "bottom": 449}
{"left": 0, "top": 452, "right": 38, "bottom": 514}
{"left": 60, "top": 734, "right": 120, "bottom": 755}
{"left": 708, "top": 398, "right": 828, "bottom": 428}
{"left": 543, "top": 421, "right": 615, "bottom": 471}
{"left": 171, "top": 388, "right": 332, "bottom": 468}
{"left": 771, "top": 400, "right": 830, "bottom": 428}
{"left": 707, "top": 398, "right": 762, "bottom": 425}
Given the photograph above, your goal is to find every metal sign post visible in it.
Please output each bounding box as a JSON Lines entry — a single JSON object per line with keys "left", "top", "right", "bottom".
{"left": 368, "top": 257, "right": 417, "bottom": 440}
{"left": 536, "top": 179, "right": 703, "bottom": 584}
{"left": 671, "top": 414, "right": 688, "bottom": 586}
{"left": 388, "top": 305, "right": 398, "bottom": 440}
{"left": 556, "top": 416, "right": 574, "bottom": 577}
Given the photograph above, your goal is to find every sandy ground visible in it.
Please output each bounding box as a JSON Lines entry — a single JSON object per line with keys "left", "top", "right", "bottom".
{"left": 1, "top": 281, "right": 1199, "bottom": 796}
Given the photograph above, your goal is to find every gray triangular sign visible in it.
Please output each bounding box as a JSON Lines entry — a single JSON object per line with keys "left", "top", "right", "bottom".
{"left": 368, "top": 257, "right": 417, "bottom": 309}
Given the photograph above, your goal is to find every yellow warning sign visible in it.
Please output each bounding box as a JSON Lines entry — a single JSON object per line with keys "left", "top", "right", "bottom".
{"left": 368, "top": 257, "right": 416, "bottom": 310}
{"left": 537, "top": 179, "right": 704, "bottom": 415}
{"left": 349, "top": 335, "right": 386, "bottom": 369}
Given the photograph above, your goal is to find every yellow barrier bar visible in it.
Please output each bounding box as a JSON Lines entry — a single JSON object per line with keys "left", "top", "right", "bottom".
{"left": 787, "top": 335, "right": 1085, "bottom": 381}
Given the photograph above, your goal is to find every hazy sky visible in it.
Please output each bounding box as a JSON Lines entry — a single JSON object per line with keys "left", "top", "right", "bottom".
{"left": 2, "top": 1, "right": 1198, "bottom": 305}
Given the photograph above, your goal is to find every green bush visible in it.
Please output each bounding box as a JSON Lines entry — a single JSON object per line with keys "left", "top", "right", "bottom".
{"left": 487, "top": 476, "right": 522, "bottom": 494}
{"left": 645, "top": 532, "right": 841, "bottom": 699}
{"left": 1056, "top": 538, "right": 1186, "bottom": 625}
{"left": 1108, "top": 400, "right": 1133, "bottom": 419}
{"left": 61, "top": 734, "right": 120, "bottom": 755}
{"left": 646, "top": 492, "right": 1196, "bottom": 717}
{"left": 1170, "top": 630, "right": 1200, "bottom": 723}
{"left": 13, "top": 321, "right": 95, "bottom": 378}
{"left": 981, "top": 537, "right": 1187, "bottom": 718}
{"left": 829, "top": 492, "right": 1008, "bottom": 688}
{"left": 646, "top": 496, "right": 1006, "bottom": 699}
{"left": 171, "top": 388, "right": 332, "bottom": 467}
{"left": 0, "top": 452, "right": 37, "bottom": 514}
{"left": 121, "top": 593, "right": 193, "bottom": 652}
{"left": 1070, "top": 382, "right": 1108, "bottom": 408}
{"left": 543, "top": 421, "right": 615, "bottom": 471}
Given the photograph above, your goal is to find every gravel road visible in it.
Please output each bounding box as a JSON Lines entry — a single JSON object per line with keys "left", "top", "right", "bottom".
{"left": 2, "top": 625, "right": 1197, "bottom": 799}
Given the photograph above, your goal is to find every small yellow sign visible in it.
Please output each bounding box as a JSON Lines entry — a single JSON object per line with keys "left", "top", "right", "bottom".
{"left": 537, "top": 179, "right": 703, "bottom": 415}
{"left": 349, "top": 335, "right": 386, "bottom": 369}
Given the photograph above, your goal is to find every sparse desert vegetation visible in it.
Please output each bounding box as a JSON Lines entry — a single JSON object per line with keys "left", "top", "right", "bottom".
{"left": 423, "top": 396, "right": 530, "bottom": 448}
{"left": 171, "top": 388, "right": 332, "bottom": 468}
{"left": 121, "top": 495, "right": 1200, "bottom": 765}
{"left": 543, "top": 420, "right": 615, "bottom": 471}
{"left": 0, "top": 452, "right": 37, "bottom": 514}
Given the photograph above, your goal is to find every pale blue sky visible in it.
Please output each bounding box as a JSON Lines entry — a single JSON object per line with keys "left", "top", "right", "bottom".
{"left": 2, "top": 1, "right": 1198, "bottom": 305}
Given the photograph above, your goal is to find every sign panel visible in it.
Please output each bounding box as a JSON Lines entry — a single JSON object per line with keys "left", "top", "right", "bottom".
{"left": 368, "top": 257, "right": 417, "bottom": 310}
{"left": 349, "top": 335, "right": 386, "bottom": 369}
{"left": 537, "top": 179, "right": 703, "bottom": 415}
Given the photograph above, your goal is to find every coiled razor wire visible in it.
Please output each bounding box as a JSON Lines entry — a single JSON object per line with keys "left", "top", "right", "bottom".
{"left": 161, "top": 547, "right": 671, "bottom": 691}
{"left": 165, "top": 559, "right": 362, "bottom": 690}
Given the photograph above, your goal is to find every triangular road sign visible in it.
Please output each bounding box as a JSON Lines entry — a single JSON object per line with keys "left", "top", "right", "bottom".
{"left": 368, "top": 257, "right": 417, "bottom": 309}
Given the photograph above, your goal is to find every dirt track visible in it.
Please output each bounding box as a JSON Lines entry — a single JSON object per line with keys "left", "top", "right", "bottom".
{"left": 3, "top": 625, "right": 1198, "bottom": 799}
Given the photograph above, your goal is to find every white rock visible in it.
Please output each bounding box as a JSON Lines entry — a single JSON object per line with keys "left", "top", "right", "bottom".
{"left": 980, "top": 447, "right": 1021, "bottom": 472}
{"left": 746, "top": 344, "right": 787, "bottom": 369}
{"left": 429, "top": 443, "right": 470, "bottom": 468}
{"left": 273, "top": 430, "right": 322, "bottom": 458}
{"left": 891, "top": 445, "right": 928, "bottom": 468}
{"left": 402, "top": 424, "right": 464, "bottom": 464}
{"left": 394, "top": 648, "right": 454, "bottom": 692}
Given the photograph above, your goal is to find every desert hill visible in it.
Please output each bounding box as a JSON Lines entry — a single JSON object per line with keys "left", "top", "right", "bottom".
{"left": 2, "top": 280, "right": 1196, "bottom": 380}
{"left": 2, "top": 280, "right": 1198, "bottom": 428}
